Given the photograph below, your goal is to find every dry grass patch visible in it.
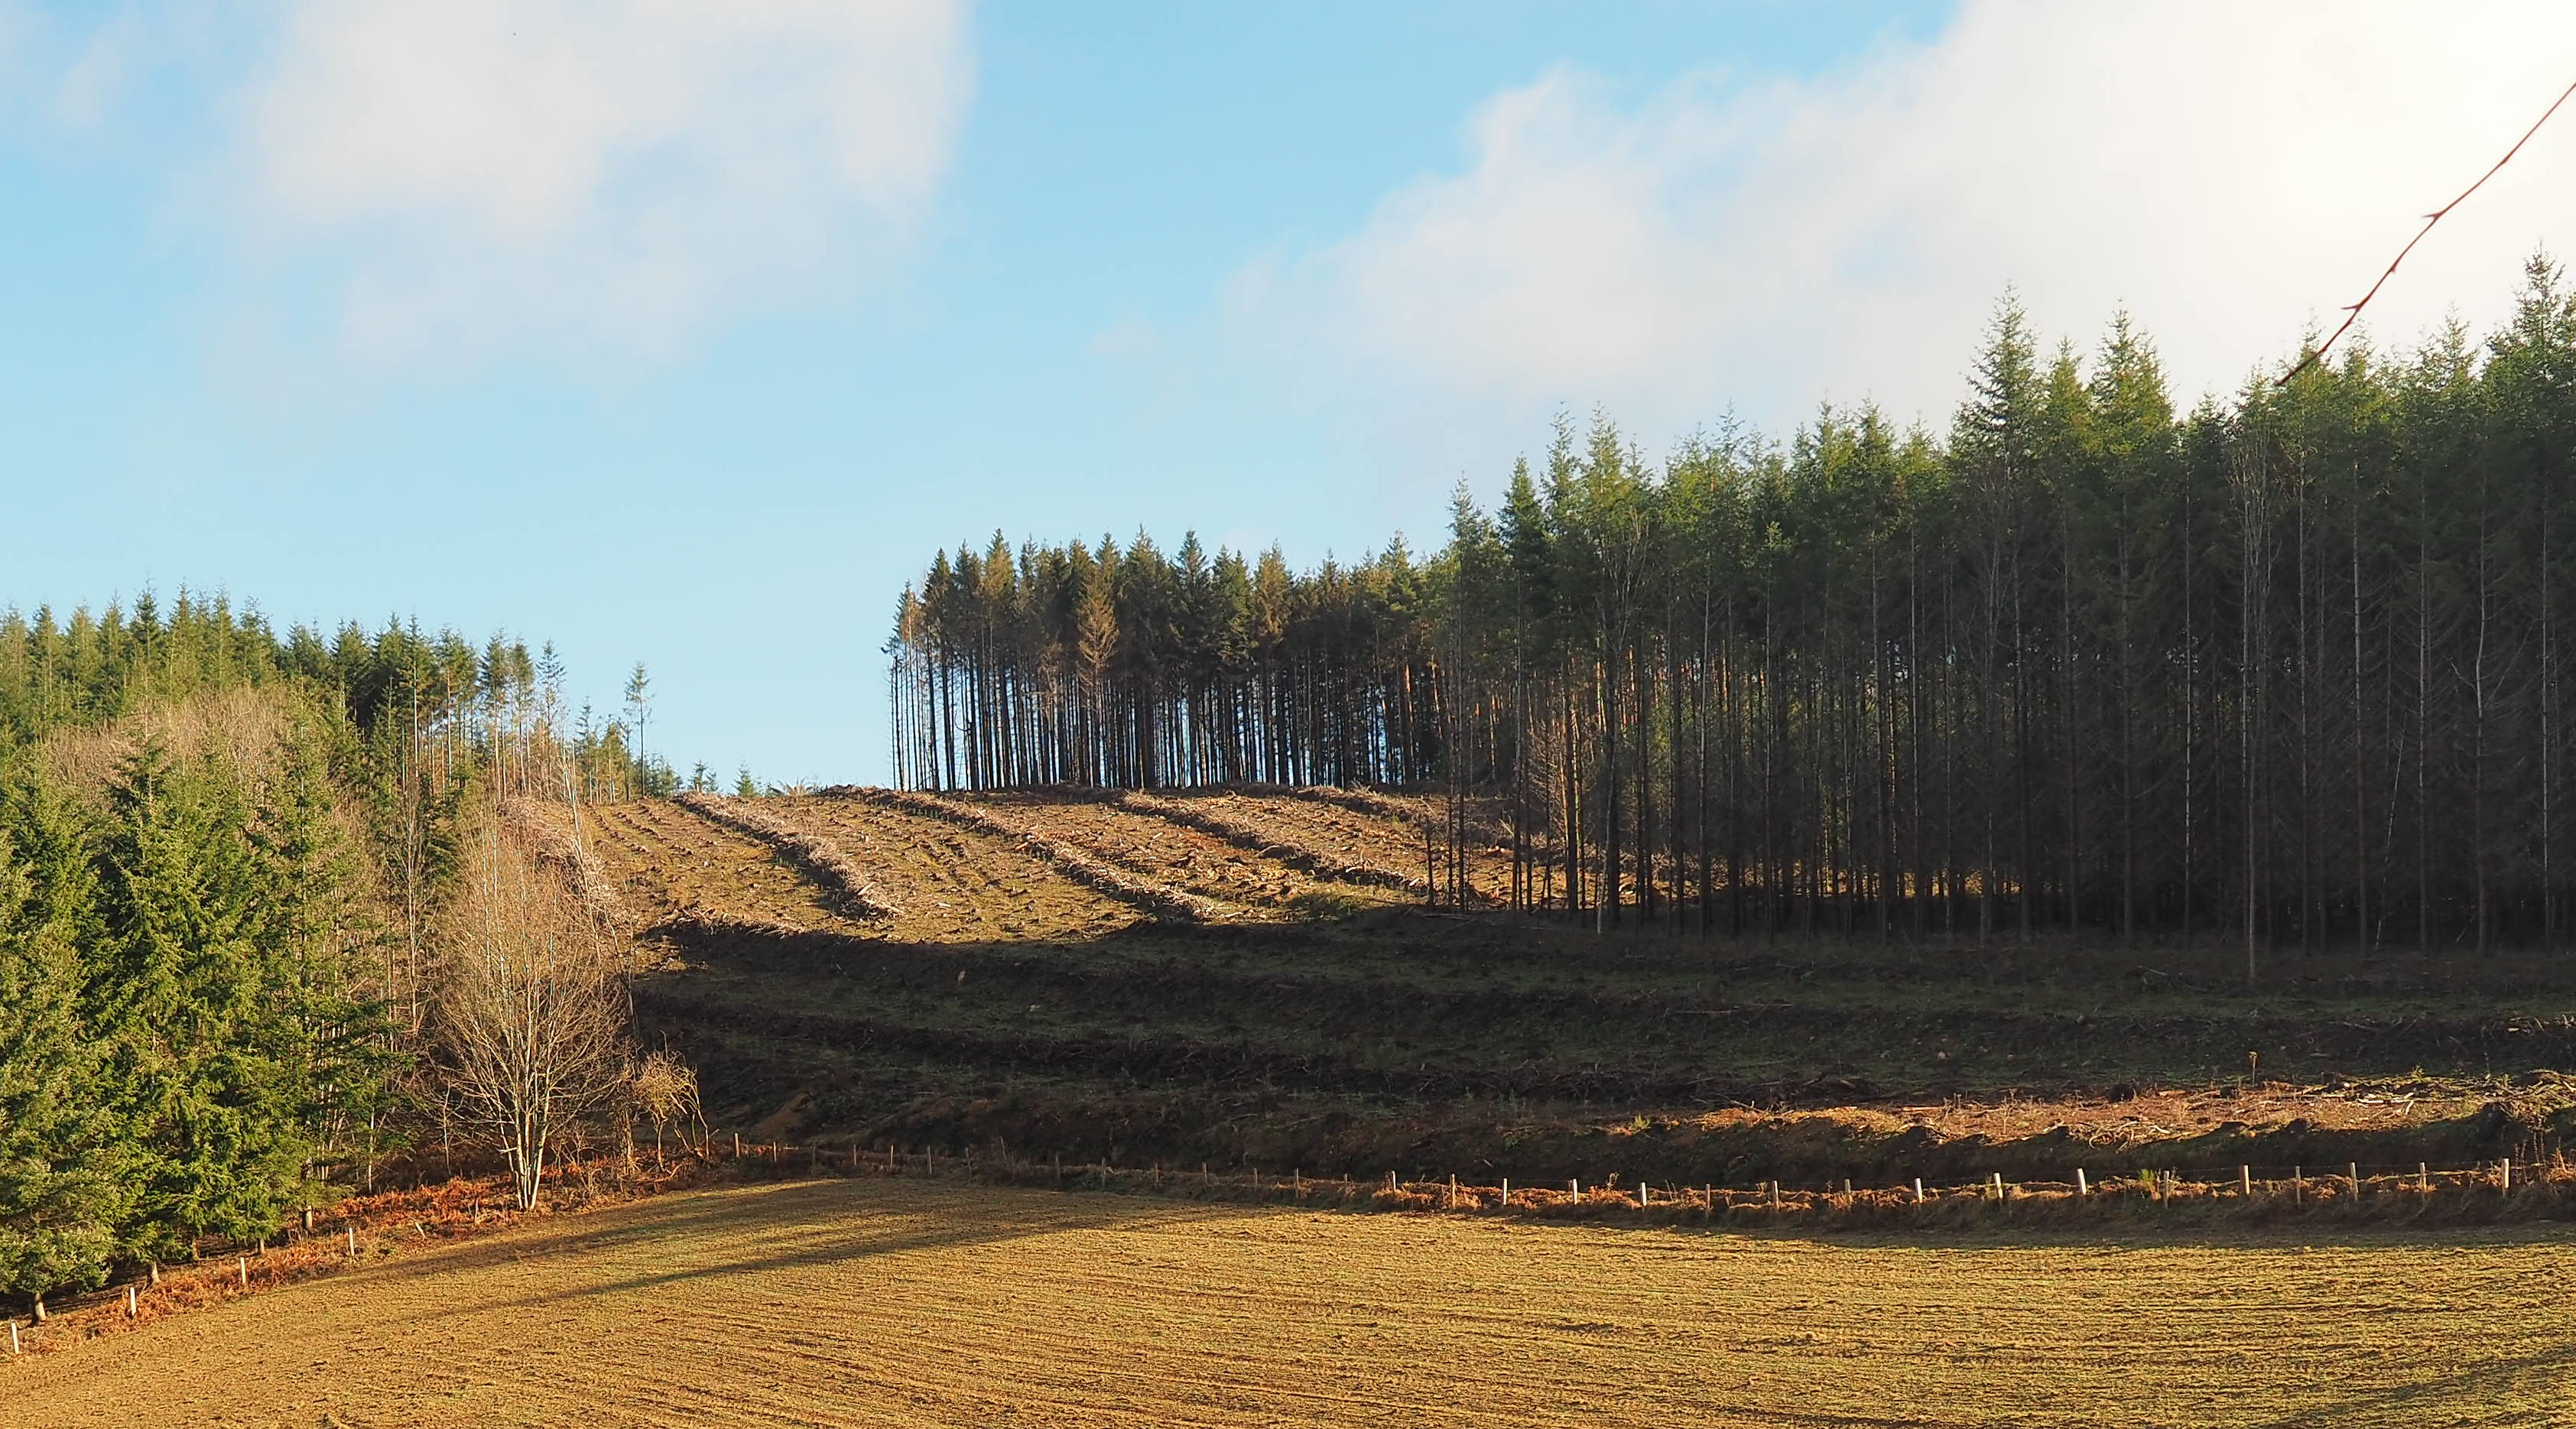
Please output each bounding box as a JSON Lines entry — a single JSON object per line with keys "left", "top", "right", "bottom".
{"left": 7, "top": 1177, "right": 2573, "bottom": 1427}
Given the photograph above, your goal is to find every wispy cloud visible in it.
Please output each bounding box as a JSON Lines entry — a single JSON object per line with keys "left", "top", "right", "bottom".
{"left": 1239, "top": 2, "right": 2576, "bottom": 463}
{"left": 220, "top": 0, "right": 974, "bottom": 366}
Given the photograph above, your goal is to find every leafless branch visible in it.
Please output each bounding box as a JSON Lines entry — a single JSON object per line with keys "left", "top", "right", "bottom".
{"left": 2282, "top": 74, "right": 2576, "bottom": 384}
{"left": 429, "top": 818, "right": 632, "bottom": 1210}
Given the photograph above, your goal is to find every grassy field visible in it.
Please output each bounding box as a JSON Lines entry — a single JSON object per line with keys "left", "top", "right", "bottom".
{"left": 8, "top": 1175, "right": 2575, "bottom": 1427}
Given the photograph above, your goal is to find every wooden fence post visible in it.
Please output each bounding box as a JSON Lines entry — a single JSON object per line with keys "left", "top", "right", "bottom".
{"left": 2075, "top": 1168, "right": 2088, "bottom": 1196}
{"left": 346, "top": 1226, "right": 356, "bottom": 1256}
{"left": 237, "top": 1257, "right": 249, "bottom": 1289}
{"left": 9, "top": 1320, "right": 18, "bottom": 1354}
{"left": 126, "top": 1285, "right": 137, "bottom": 1319}
{"left": 2502, "top": 1158, "right": 2513, "bottom": 1194}
{"left": 2239, "top": 1165, "right": 2251, "bottom": 1197}
{"left": 1497, "top": 1177, "right": 1506, "bottom": 1205}
{"left": 1912, "top": 1177, "right": 1925, "bottom": 1203}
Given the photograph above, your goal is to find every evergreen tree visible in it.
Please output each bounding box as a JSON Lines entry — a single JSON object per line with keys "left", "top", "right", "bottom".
{"left": 92, "top": 740, "right": 310, "bottom": 1258}
{"left": 885, "top": 257, "right": 2576, "bottom": 955}
{"left": 0, "top": 765, "right": 128, "bottom": 1314}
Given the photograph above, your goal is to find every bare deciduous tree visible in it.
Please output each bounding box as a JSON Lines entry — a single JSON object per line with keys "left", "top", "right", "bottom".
{"left": 431, "top": 818, "right": 628, "bottom": 1210}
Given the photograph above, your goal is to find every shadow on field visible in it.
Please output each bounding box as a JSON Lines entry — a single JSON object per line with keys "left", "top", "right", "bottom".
{"left": 2248, "top": 1334, "right": 2576, "bottom": 1427}
{"left": 354, "top": 1178, "right": 1252, "bottom": 1320}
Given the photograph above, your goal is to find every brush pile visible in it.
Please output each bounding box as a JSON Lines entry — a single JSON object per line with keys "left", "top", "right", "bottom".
{"left": 857, "top": 788, "right": 1224, "bottom": 922}
{"left": 1116, "top": 791, "right": 1425, "bottom": 896}
{"left": 674, "top": 793, "right": 900, "bottom": 921}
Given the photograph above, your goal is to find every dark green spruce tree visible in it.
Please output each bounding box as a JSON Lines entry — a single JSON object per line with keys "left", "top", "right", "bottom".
{"left": 0, "top": 764, "right": 129, "bottom": 1315}
{"left": 90, "top": 739, "right": 309, "bottom": 1260}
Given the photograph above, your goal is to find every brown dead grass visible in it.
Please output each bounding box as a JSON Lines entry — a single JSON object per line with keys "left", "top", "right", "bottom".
{"left": 585, "top": 787, "right": 1500, "bottom": 943}
{"left": 8, "top": 1175, "right": 2573, "bottom": 1427}
{"left": 1837, "top": 1079, "right": 2503, "bottom": 1144}
{"left": 1116, "top": 788, "right": 1426, "bottom": 898}
{"left": 674, "top": 793, "right": 899, "bottom": 921}
{"left": 583, "top": 801, "right": 869, "bottom": 937}
{"left": 769, "top": 794, "right": 1135, "bottom": 943}
{"left": 1208, "top": 786, "right": 1517, "bottom": 904}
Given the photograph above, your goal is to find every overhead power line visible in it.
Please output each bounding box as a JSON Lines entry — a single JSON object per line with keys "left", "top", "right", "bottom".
{"left": 2282, "top": 73, "right": 2576, "bottom": 384}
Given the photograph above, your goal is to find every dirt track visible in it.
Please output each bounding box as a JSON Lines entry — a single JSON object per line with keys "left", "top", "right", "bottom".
{"left": 8, "top": 1177, "right": 2574, "bottom": 1427}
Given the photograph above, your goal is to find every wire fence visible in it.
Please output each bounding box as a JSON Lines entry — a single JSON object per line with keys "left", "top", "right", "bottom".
{"left": 3, "top": 1173, "right": 580, "bottom": 1358}
{"left": 697, "top": 1134, "right": 2576, "bottom": 1231}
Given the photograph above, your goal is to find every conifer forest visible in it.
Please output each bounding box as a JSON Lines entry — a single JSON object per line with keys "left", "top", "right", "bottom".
{"left": 0, "top": 595, "right": 668, "bottom": 1312}
{"left": 892, "top": 260, "right": 2576, "bottom": 960}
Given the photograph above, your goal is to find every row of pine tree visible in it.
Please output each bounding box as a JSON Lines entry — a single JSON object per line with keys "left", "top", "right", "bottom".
{"left": 891, "top": 257, "right": 2576, "bottom": 963}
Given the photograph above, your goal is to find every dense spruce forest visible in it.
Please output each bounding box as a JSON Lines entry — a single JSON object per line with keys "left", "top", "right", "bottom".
{"left": 0, "top": 592, "right": 667, "bottom": 1313}
{"left": 891, "top": 259, "right": 2576, "bottom": 959}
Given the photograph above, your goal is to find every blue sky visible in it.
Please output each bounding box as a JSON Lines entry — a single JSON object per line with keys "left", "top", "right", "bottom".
{"left": 4, "top": 2, "right": 2572, "bottom": 783}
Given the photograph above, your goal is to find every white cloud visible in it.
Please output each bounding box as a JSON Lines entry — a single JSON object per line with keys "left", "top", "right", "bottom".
{"left": 49, "top": 12, "right": 141, "bottom": 127}
{"left": 1243, "top": 2, "right": 2576, "bottom": 462}
{"left": 229, "top": 0, "right": 973, "bottom": 364}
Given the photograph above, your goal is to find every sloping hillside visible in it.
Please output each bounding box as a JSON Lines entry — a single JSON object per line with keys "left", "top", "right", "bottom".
{"left": 562, "top": 788, "right": 2576, "bottom": 1186}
